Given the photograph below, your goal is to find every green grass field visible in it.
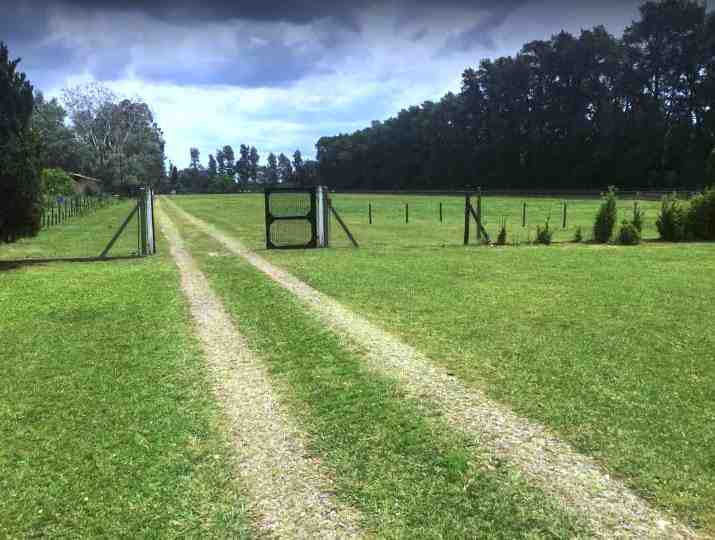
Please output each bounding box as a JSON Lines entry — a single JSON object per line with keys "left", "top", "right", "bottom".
{"left": 166, "top": 192, "right": 662, "bottom": 250}
{"left": 164, "top": 202, "right": 587, "bottom": 538}
{"left": 169, "top": 193, "right": 715, "bottom": 534}
{"left": 0, "top": 216, "right": 252, "bottom": 537}
{"left": 5, "top": 191, "right": 714, "bottom": 537}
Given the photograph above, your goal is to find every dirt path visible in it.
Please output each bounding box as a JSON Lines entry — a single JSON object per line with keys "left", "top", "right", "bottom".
{"left": 156, "top": 203, "right": 364, "bottom": 539}
{"left": 162, "top": 197, "right": 699, "bottom": 539}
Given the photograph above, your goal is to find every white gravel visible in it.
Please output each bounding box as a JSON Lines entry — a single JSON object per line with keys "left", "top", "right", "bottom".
{"left": 163, "top": 197, "right": 702, "bottom": 539}
{"left": 157, "top": 203, "right": 364, "bottom": 539}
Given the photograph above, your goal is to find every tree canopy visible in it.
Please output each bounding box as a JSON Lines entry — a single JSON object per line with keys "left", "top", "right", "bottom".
{"left": 0, "top": 41, "right": 42, "bottom": 242}
{"left": 316, "top": 1, "right": 715, "bottom": 191}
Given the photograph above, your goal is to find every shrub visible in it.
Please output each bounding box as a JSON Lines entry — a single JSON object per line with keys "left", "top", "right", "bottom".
{"left": 534, "top": 219, "right": 553, "bottom": 245}
{"left": 632, "top": 201, "right": 644, "bottom": 233}
{"left": 617, "top": 220, "right": 641, "bottom": 245}
{"left": 496, "top": 219, "right": 507, "bottom": 245}
{"left": 656, "top": 193, "right": 687, "bottom": 241}
{"left": 593, "top": 186, "right": 618, "bottom": 243}
{"left": 685, "top": 187, "right": 715, "bottom": 241}
{"left": 573, "top": 226, "right": 583, "bottom": 242}
{"left": 41, "top": 168, "right": 74, "bottom": 202}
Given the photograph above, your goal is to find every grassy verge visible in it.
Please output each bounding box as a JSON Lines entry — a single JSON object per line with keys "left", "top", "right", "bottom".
{"left": 169, "top": 194, "right": 715, "bottom": 534}
{"left": 0, "top": 200, "right": 141, "bottom": 260}
{"left": 164, "top": 203, "right": 588, "bottom": 539}
{"left": 0, "top": 237, "right": 252, "bottom": 537}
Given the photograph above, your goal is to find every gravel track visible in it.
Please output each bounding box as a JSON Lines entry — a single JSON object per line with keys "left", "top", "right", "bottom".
{"left": 157, "top": 204, "right": 364, "bottom": 539}
{"left": 163, "top": 197, "right": 700, "bottom": 539}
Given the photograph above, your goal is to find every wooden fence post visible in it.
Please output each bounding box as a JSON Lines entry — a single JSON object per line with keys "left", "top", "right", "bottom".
{"left": 405, "top": 203, "right": 409, "bottom": 224}
{"left": 562, "top": 201, "right": 567, "bottom": 229}
{"left": 439, "top": 202, "right": 443, "bottom": 223}
{"left": 464, "top": 195, "right": 470, "bottom": 245}
{"left": 522, "top": 202, "right": 527, "bottom": 227}
{"left": 369, "top": 202, "right": 372, "bottom": 224}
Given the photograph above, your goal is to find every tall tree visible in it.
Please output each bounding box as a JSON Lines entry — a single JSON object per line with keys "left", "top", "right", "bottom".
{"left": 249, "top": 146, "right": 260, "bottom": 183}
{"left": 222, "top": 144, "right": 235, "bottom": 178}
{"left": 62, "top": 83, "right": 166, "bottom": 191}
{"left": 237, "top": 144, "right": 250, "bottom": 189}
{"left": 208, "top": 153, "right": 217, "bottom": 178}
{"left": 292, "top": 149, "right": 304, "bottom": 185}
{"left": 266, "top": 152, "right": 278, "bottom": 183}
{"left": 0, "top": 41, "right": 42, "bottom": 242}
{"left": 277, "top": 152, "right": 293, "bottom": 183}
{"left": 216, "top": 148, "right": 226, "bottom": 176}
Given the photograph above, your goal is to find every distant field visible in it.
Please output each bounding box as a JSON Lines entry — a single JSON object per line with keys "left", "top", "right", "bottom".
{"left": 167, "top": 192, "right": 662, "bottom": 250}
{"left": 169, "top": 193, "right": 715, "bottom": 534}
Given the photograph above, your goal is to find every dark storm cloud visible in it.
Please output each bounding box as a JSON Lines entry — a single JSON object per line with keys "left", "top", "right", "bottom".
{"left": 7, "top": 0, "right": 529, "bottom": 29}
{"left": 1, "top": 0, "right": 642, "bottom": 89}
{"left": 135, "top": 38, "right": 333, "bottom": 88}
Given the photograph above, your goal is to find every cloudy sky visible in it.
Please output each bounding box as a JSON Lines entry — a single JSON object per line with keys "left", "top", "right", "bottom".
{"left": 4, "top": 0, "right": 644, "bottom": 168}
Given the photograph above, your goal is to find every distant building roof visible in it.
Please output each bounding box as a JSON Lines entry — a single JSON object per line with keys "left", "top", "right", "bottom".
{"left": 69, "top": 173, "right": 101, "bottom": 185}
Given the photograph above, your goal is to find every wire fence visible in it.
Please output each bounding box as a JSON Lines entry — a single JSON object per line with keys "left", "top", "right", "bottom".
{"left": 327, "top": 191, "right": 677, "bottom": 247}
{"left": 41, "top": 195, "right": 120, "bottom": 229}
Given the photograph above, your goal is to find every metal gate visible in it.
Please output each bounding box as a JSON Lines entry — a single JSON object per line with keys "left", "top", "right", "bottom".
{"left": 265, "top": 187, "right": 328, "bottom": 249}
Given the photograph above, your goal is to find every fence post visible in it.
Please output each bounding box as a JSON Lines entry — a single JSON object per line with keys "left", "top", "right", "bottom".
{"left": 369, "top": 202, "right": 372, "bottom": 225}
{"left": 439, "top": 202, "right": 443, "bottom": 223}
{"left": 405, "top": 203, "right": 409, "bottom": 224}
{"left": 522, "top": 202, "right": 527, "bottom": 227}
{"left": 562, "top": 201, "right": 567, "bottom": 229}
{"left": 464, "top": 195, "right": 470, "bottom": 245}
{"left": 476, "top": 189, "right": 482, "bottom": 240}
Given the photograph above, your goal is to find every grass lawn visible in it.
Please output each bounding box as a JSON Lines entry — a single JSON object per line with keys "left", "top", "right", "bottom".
{"left": 163, "top": 202, "right": 587, "bottom": 538}
{"left": 0, "top": 199, "right": 142, "bottom": 260}
{"left": 170, "top": 193, "right": 715, "bottom": 534}
{"left": 0, "top": 233, "right": 251, "bottom": 536}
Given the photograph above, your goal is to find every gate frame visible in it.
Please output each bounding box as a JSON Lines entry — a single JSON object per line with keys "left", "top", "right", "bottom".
{"left": 264, "top": 186, "right": 328, "bottom": 250}
{"left": 0, "top": 185, "right": 156, "bottom": 266}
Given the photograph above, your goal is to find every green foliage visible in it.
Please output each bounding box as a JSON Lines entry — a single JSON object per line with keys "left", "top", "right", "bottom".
{"left": 632, "top": 201, "right": 644, "bottom": 233}
{"left": 0, "top": 130, "right": 42, "bottom": 242}
{"left": 496, "top": 220, "right": 508, "bottom": 245}
{"left": 0, "top": 42, "right": 42, "bottom": 243}
{"left": 617, "top": 220, "right": 641, "bottom": 245}
{"left": 534, "top": 218, "right": 553, "bottom": 245}
{"left": 656, "top": 193, "right": 687, "bottom": 241}
{"left": 41, "top": 168, "right": 74, "bottom": 201}
{"left": 685, "top": 187, "right": 715, "bottom": 241}
{"left": 593, "top": 186, "right": 618, "bottom": 243}
{"left": 573, "top": 226, "right": 583, "bottom": 242}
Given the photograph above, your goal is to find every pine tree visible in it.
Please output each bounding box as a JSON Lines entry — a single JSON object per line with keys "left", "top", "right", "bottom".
{"left": 277, "top": 153, "right": 293, "bottom": 183}
{"left": 0, "top": 42, "right": 42, "bottom": 243}
{"left": 267, "top": 152, "right": 278, "bottom": 183}
{"left": 292, "top": 149, "right": 304, "bottom": 186}
{"left": 249, "top": 146, "right": 260, "bottom": 183}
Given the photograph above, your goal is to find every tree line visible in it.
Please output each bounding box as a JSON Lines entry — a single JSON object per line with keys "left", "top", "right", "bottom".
{"left": 316, "top": 0, "right": 715, "bottom": 192}
{"left": 169, "top": 146, "right": 318, "bottom": 193}
{"left": 1, "top": 41, "right": 166, "bottom": 242}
